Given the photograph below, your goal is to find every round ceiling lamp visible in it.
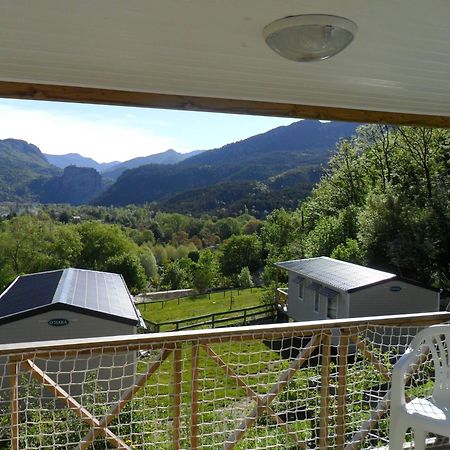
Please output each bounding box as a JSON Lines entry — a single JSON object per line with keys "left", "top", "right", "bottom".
{"left": 263, "top": 14, "right": 357, "bottom": 62}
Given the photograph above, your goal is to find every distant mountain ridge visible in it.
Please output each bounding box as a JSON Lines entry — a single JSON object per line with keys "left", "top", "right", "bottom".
{"left": 45, "top": 148, "right": 206, "bottom": 178}
{"left": 44, "top": 153, "right": 119, "bottom": 172}
{"left": 94, "top": 120, "right": 360, "bottom": 209}
{"left": 102, "top": 149, "right": 206, "bottom": 179}
{"left": 0, "top": 139, "right": 60, "bottom": 201}
{"left": 0, "top": 120, "right": 361, "bottom": 215}
{"left": 180, "top": 120, "right": 357, "bottom": 167}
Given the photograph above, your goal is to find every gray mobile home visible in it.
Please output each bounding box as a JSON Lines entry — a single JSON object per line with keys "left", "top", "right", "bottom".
{"left": 0, "top": 268, "right": 145, "bottom": 400}
{"left": 275, "top": 257, "right": 439, "bottom": 322}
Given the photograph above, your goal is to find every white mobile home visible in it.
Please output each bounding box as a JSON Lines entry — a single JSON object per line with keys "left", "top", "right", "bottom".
{"left": 0, "top": 268, "right": 145, "bottom": 399}
{"left": 275, "top": 257, "right": 439, "bottom": 322}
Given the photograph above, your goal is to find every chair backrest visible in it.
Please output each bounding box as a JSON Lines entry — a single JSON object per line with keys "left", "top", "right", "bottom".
{"left": 410, "top": 325, "right": 450, "bottom": 406}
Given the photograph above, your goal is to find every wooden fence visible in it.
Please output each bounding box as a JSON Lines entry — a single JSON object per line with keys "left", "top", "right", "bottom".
{"left": 144, "top": 303, "right": 277, "bottom": 333}
{"left": 137, "top": 287, "right": 258, "bottom": 309}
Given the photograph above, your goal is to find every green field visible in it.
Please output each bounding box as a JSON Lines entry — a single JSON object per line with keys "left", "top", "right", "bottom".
{"left": 138, "top": 288, "right": 264, "bottom": 324}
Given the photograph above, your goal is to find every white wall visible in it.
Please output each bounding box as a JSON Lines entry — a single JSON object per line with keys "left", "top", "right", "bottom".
{"left": 286, "top": 273, "right": 348, "bottom": 322}
{"left": 0, "top": 309, "right": 138, "bottom": 403}
{"left": 0, "top": 309, "right": 134, "bottom": 344}
{"left": 286, "top": 273, "right": 438, "bottom": 322}
{"left": 348, "top": 280, "right": 439, "bottom": 317}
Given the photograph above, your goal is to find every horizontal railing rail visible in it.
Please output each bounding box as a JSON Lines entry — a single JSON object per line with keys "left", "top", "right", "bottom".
{"left": 1, "top": 311, "right": 450, "bottom": 450}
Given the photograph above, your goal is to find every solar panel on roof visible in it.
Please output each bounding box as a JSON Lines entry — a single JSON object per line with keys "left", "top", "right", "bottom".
{"left": 0, "top": 268, "right": 140, "bottom": 325}
{"left": 0, "top": 270, "right": 63, "bottom": 319}
{"left": 276, "top": 257, "right": 395, "bottom": 292}
{"left": 54, "top": 269, "right": 138, "bottom": 323}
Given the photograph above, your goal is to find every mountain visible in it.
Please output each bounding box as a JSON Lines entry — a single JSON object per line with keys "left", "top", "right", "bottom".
{"left": 180, "top": 120, "right": 358, "bottom": 168}
{"left": 157, "top": 166, "right": 321, "bottom": 218}
{"left": 102, "top": 149, "right": 206, "bottom": 179}
{"left": 44, "top": 153, "right": 119, "bottom": 173}
{"left": 94, "top": 120, "right": 359, "bottom": 208}
{"left": 32, "top": 165, "right": 103, "bottom": 205}
{"left": 0, "top": 139, "right": 60, "bottom": 201}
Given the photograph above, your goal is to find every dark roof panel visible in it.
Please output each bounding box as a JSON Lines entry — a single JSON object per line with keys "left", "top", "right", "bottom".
{"left": 0, "top": 270, "right": 63, "bottom": 319}
{"left": 275, "top": 257, "right": 396, "bottom": 292}
{"left": 0, "top": 268, "right": 140, "bottom": 325}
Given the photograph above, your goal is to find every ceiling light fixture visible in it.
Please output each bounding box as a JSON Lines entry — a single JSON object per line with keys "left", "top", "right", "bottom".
{"left": 263, "top": 14, "right": 357, "bottom": 62}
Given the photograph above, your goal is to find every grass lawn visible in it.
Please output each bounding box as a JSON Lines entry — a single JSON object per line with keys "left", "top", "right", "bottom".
{"left": 138, "top": 288, "right": 264, "bottom": 324}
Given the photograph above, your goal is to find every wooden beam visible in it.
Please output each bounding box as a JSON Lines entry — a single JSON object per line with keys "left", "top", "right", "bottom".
{"left": 78, "top": 348, "right": 172, "bottom": 450}
{"left": 224, "top": 334, "right": 323, "bottom": 449}
{"left": 190, "top": 344, "right": 200, "bottom": 450}
{"left": 9, "top": 360, "right": 19, "bottom": 450}
{"left": 336, "top": 330, "right": 350, "bottom": 450}
{"left": 319, "top": 333, "right": 331, "bottom": 450}
{"left": 202, "top": 344, "right": 307, "bottom": 449}
{"left": 172, "top": 346, "right": 183, "bottom": 450}
{"left": 0, "top": 312, "right": 449, "bottom": 359}
{"left": 22, "top": 359, "right": 131, "bottom": 449}
{"left": 350, "top": 335, "right": 391, "bottom": 381}
{"left": 0, "top": 81, "right": 449, "bottom": 128}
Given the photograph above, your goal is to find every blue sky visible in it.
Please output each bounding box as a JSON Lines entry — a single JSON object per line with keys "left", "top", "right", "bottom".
{"left": 0, "top": 99, "right": 298, "bottom": 162}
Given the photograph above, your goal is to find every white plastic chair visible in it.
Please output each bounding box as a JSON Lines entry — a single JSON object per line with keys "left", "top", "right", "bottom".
{"left": 389, "top": 324, "right": 450, "bottom": 450}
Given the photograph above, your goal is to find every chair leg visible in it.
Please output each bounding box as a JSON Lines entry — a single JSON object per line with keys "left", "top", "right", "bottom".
{"left": 389, "top": 425, "right": 407, "bottom": 450}
{"left": 414, "top": 428, "right": 426, "bottom": 450}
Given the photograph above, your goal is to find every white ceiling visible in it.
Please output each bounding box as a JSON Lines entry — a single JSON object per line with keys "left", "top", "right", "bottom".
{"left": 0, "top": 0, "right": 449, "bottom": 117}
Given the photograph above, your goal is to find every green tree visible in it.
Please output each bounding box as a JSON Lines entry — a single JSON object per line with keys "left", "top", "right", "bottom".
{"left": 331, "top": 238, "right": 365, "bottom": 265}
{"left": 192, "top": 250, "right": 219, "bottom": 293}
{"left": 220, "top": 234, "right": 262, "bottom": 277}
{"left": 304, "top": 206, "right": 358, "bottom": 258}
{"left": 259, "top": 208, "right": 303, "bottom": 284}
{"left": 213, "top": 217, "right": 242, "bottom": 240}
{"left": 237, "top": 266, "right": 254, "bottom": 289}
{"left": 139, "top": 248, "right": 158, "bottom": 280}
{"left": 76, "top": 221, "right": 135, "bottom": 270}
{"left": 357, "top": 124, "right": 398, "bottom": 192}
{"left": 160, "top": 258, "right": 193, "bottom": 290}
{"left": 104, "top": 253, "right": 147, "bottom": 294}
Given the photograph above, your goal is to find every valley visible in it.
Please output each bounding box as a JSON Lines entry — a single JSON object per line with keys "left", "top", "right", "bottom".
{"left": 0, "top": 120, "right": 358, "bottom": 216}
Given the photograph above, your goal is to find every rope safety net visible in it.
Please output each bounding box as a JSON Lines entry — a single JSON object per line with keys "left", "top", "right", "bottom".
{"left": 0, "top": 322, "right": 446, "bottom": 449}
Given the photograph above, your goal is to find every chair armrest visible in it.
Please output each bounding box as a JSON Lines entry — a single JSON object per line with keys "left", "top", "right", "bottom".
{"left": 391, "top": 347, "right": 418, "bottom": 408}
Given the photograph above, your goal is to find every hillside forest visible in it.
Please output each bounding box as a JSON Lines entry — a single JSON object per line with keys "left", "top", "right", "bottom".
{"left": 0, "top": 120, "right": 357, "bottom": 217}
{"left": 0, "top": 124, "right": 448, "bottom": 296}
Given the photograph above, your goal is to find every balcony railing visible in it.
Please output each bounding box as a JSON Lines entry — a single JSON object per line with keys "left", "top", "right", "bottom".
{"left": 1, "top": 312, "right": 449, "bottom": 449}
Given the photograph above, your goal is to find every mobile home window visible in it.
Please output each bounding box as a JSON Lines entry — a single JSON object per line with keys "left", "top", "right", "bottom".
{"left": 314, "top": 290, "right": 320, "bottom": 313}
{"left": 318, "top": 287, "right": 339, "bottom": 319}
{"left": 327, "top": 296, "right": 338, "bottom": 319}
{"left": 298, "top": 280, "right": 304, "bottom": 300}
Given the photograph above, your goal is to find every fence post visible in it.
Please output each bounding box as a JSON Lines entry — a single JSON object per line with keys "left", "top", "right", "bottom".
{"left": 243, "top": 309, "right": 247, "bottom": 326}
{"left": 336, "top": 329, "right": 350, "bottom": 450}
{"left": 173, "top": 346, "right": 182, "bottom": 450}
{"left": 319, "top": 332, "right": 331, "bottom": 450}
{"left": 190, "top": 343, "right": 200, "bottom": 449}
{"left": 9, "top": 359, "right": 19, "bottom": 450}
{"left": 211, "top": 315, "right": 215, "bottom": 329}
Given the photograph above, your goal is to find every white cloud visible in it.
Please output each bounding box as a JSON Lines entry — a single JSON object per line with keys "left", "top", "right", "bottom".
{"left": 0, "top": 104, "right": 178, "bottom": 162}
